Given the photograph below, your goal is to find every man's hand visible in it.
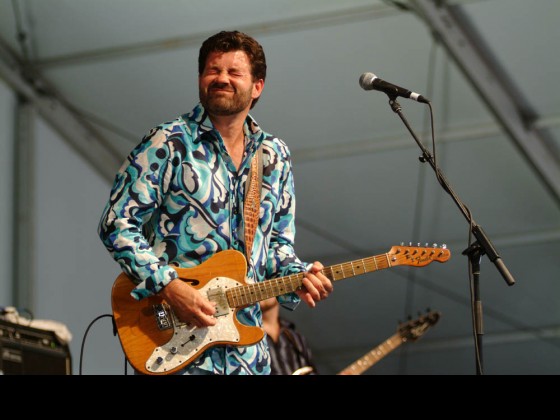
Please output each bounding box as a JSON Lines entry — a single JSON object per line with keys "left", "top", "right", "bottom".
{"left": 160, "top": 279, "right": 217, "bottom": 328}
{"left": 295, "top": 262, "right": 334, "bottom": 308}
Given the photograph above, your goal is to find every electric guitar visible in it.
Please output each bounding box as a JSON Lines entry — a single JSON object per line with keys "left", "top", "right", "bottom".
{"left": 111, "top": 244, "right": 450, "bottom": 375}
{"left": 338, "top": 310, "right": 441, "bottom": 375}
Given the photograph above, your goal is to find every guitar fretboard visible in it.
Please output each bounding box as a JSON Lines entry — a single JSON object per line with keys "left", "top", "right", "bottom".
{"left": 340, "top": 333, "right": 404, "bottom": 375}
{"left": 324, "top": 254, "right": 392, "bottom": 281}
{"left": 226, "top": 253, "right": 393, "bottom": 308}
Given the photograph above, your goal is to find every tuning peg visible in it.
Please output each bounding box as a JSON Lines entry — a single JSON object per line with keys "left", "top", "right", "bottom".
{"left": 433, "top": 243, "right": 437, "bottom": 247}
{"left": 442, "top": 243, "right": 447, "bottom": 249}
{"left": 401, "top": 241, "right": 404, "bottom": 246}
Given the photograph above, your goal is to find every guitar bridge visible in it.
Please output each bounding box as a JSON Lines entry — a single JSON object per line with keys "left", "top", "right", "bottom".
{"left": 153, "top": 303, "right": 172, "bottom": 330}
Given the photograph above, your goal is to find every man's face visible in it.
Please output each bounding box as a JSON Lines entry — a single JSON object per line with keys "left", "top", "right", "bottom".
{"left": 199, "top": 50, "right": 264, "bottom": 116}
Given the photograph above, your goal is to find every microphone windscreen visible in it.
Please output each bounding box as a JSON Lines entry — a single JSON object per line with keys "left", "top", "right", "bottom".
{"left": 359, "top": 72, "right": 377, "bottom": 90}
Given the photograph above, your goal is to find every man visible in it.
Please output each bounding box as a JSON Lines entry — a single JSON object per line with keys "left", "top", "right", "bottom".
{"left": 98, "top": 30, "right": 333, "bottom": 374}
{"left": 261, "top": 297, "right": 317, "bottom": 375}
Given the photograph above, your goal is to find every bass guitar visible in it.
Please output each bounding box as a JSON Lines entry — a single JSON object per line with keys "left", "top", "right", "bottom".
{"left": 338, "top": 310, "right": 441, "bottom": 375}
{"left": 112, "top": 244, "right": 450, "bottom": 375}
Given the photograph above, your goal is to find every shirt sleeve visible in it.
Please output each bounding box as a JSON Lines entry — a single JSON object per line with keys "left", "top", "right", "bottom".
{"left": 97, "top": 128, "right": 177, "bottom": 300}
{"left": 265, "top": 151, "right": 308, "bottom": 311}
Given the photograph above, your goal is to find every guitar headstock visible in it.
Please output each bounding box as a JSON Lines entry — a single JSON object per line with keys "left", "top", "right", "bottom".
{"left": 398, "top": 310, "right": 441, "bottom": 342}
{"left": 388, "top": 244, "right": 451, "bottom": 267}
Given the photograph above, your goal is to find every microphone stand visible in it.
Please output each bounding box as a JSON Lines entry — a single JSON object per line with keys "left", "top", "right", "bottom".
{"left": 386, "top": 96, "right": 516, "bottom": 375}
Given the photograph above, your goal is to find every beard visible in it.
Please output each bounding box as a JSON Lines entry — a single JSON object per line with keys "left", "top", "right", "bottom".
{"left": 199, "top": 83, "right": 253, "bottom": 116}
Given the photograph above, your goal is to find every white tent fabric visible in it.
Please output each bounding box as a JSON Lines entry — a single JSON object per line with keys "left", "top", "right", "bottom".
{"left": 0, "top": 0, "right": 558, "bottom": 375}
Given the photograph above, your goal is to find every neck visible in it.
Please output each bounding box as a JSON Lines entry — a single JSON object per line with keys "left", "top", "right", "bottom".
{"left": 209, "top": 112, "right": 247, "bottom": 144}
{"left": 209, "top": 113, "right": 247, "bottom": 169}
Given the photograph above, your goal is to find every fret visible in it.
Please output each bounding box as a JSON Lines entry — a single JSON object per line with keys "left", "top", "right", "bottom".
{"left": 261, "top": 281, "right": 273, "bottom": 299}
{"left": 238, "top": 287, "right": 247, "bottom": 306}
{"left": 375, "top": 343, "right": 387, "bottom": 357}
{"left": 245, "top": 283, "right": 253, "bottom": 305}
{"left": 358, "top": 356, "right": 369, "bottom": 367}
{"left": 361, "top": 259, "right": 369, "bottom": 273}
{"left": 255, "top": 282, "right": 264, "bottom": 301}
{"left": 229, "top": 289, "right": 237, "bottom": 307}
{"left": 384, "top": 252, "right": 391, "bottom": 267}
{"left": 386, "top": 337, "right": 397, "bottom": 350}
{"left": 267, "top": 283, "right": 275, "bottom": 298}
{"left": 332, "top": 263, "right": 344, "bottom": 281}
{"left": 274, "top": 277, "right": 283, "bottom": 295}
{"left": 256, "top": 284, "right": 263, "bottom": 302}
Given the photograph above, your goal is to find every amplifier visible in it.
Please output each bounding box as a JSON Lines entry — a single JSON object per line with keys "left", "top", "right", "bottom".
{"left": 0, "top": 319, "right": 72, "bottom": 375}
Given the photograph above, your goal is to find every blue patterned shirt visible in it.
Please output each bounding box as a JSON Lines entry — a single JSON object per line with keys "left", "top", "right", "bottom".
{"left": 98, "top": 103, "right": 308, "bottom": 374}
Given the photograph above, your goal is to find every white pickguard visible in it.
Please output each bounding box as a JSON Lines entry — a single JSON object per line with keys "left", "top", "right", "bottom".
{"left": 145, "top": 276, "right": 242, "bottom": 374}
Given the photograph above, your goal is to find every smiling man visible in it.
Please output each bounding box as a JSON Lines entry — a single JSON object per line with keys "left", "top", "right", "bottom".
{"left": 98, "top": 30, "right": 333, "bottom": 375}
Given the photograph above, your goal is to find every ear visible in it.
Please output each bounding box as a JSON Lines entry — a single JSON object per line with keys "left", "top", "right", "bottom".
{"left": 252, "top": 79, "right": 264, "bottom": 100}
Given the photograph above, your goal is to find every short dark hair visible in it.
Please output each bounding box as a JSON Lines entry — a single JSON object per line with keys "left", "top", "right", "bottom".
{"left": 199, "top": 31, "right": 267, "bottom": 108}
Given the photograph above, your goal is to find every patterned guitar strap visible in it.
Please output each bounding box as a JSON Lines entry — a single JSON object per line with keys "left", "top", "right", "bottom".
{"left": 243, "top": 145, "right": 263, "bottom": 261}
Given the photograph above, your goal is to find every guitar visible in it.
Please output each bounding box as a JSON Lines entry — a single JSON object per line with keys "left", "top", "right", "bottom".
{"left": 338, "top": 310, "right": 441, "bottom": 375}
{"left": 111, "top": 245, "right": 450, "bottom": 375}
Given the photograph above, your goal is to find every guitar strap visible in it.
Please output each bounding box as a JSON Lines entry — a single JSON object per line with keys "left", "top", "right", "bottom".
{"left": 243, "top": 144, "right": 263, "bottom": 261}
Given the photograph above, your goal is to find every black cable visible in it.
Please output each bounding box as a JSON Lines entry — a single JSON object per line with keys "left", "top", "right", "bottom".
{"left": 79, "top": 313, "right": 114, "bottom": 375}
{"left": 397, "top": 38, "right": 440, "bottom": 375}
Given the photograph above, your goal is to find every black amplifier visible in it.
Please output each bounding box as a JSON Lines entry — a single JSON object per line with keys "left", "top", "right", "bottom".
{"left": 0, "top": 319, "right": 72, "bottom": 375}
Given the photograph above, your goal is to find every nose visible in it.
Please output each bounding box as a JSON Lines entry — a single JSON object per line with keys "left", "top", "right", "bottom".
{"left": 213, "top": 70, "right": 230, "bottom": 84}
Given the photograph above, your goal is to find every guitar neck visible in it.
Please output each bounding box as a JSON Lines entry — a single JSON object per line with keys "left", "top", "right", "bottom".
{"left": 226, "top": 253, "right": 395, "bottom": 308}
{"left": 339, "top": 332, "right": 404, "bottom": 375}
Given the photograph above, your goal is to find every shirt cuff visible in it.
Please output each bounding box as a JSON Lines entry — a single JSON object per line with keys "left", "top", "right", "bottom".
{"left": 130, "top": 265, "right": 178, "bottom": 300}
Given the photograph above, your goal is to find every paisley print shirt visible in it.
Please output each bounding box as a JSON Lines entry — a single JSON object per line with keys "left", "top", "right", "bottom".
{"left": 98, "top": 103, "right": 308, "bottom": 374}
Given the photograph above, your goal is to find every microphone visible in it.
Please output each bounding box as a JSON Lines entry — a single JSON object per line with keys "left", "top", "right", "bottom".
{"left": 359, "top": 72, "right": 430, "bottom": 104}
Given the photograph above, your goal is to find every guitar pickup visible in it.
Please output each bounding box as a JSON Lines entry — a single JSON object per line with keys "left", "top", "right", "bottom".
{"left": 153, "top": 303, "right": 172, "bottom": 330}
{"left": 207, "top": 283, "right": 230, "bottom": 317}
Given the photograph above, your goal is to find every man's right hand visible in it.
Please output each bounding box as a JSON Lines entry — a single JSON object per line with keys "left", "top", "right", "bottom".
{"left": 160, "top": 279, "right": 217, "bottom": 328}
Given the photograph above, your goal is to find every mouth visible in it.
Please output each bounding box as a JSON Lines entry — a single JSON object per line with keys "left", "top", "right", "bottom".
{"left": 210, "top": 89, "right": 233, "bottom": 95}
{"left": 209, "top": 83, "right": 234, "bottom": 94}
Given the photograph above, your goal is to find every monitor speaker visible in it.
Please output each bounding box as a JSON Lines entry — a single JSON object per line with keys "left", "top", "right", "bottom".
{"left": 0, "top": 319, "right": 72, "bottom": 375}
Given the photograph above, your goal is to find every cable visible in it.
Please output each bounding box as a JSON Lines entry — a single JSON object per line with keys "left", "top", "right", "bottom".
{"left": 398, "top": 38, "right": 439, "bottom": 375}
{"left": 79, "top": 313, "right": 114, "bottom": 375}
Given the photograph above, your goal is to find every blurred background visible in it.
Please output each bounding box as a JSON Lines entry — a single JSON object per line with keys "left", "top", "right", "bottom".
{"left": 0, "top": 0, "right": 558, "bottom": 375}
